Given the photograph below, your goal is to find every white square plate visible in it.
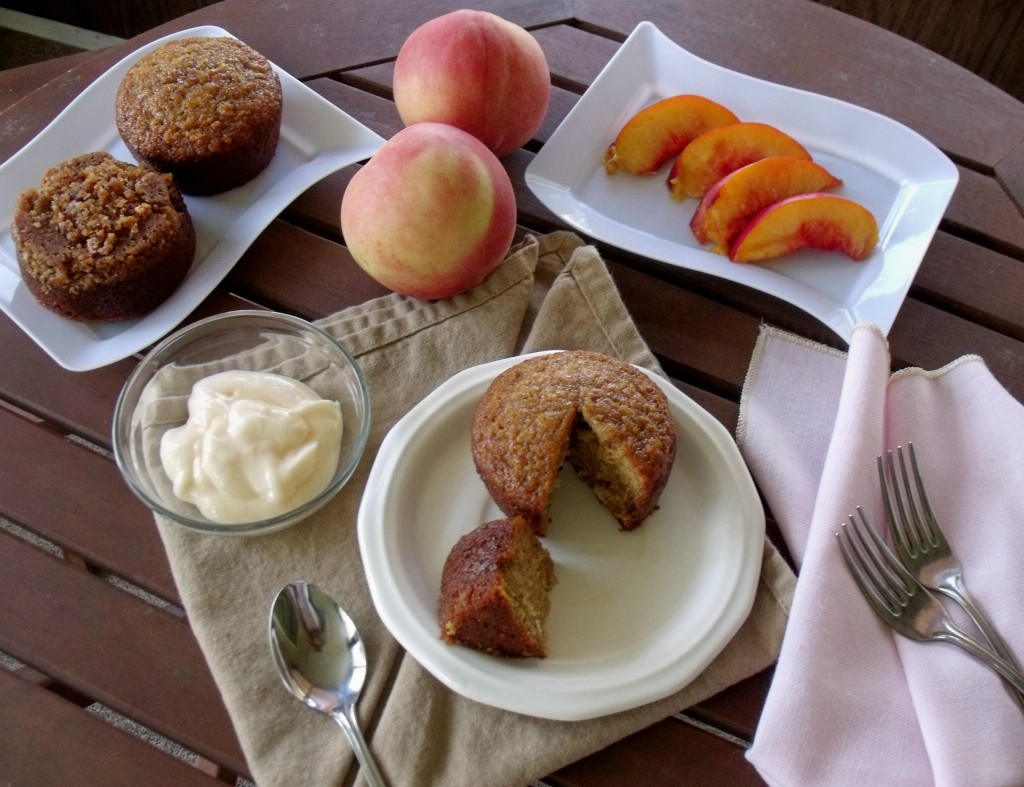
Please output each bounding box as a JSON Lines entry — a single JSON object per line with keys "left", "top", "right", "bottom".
{"left": 0, "top": 26, "right": 385, "bottom": 371}
{"left": 525, "top": 22, "right": 959, "bottom": 343}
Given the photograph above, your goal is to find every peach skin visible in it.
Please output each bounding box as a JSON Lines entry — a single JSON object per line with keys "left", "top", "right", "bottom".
{"left": 689, "top": 157, "right": 841, "bottom": 252}
{"left": 603, "top": 94, "right": 738, "bottom": 176}
{"left": 667, "top": 122, "right": 811, "bottom": 200}
{"left": 729, "top": 193, "right": 879, "bottom": 262}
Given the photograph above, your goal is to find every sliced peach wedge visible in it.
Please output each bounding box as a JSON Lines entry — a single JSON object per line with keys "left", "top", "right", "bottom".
{"left": 603, "top": 94, "right": 739, "bottom": 176}
{"left": 690, "top": 156, "right": 841, "bottom": 253}
{"left": 667, "top": 122, "right": 811, "bottom": 200}
{"left": 729, "top": 193, "right": 879, "bottom": 263}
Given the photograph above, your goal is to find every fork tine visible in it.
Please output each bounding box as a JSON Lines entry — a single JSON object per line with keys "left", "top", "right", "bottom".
{"left": 894, "top": 445, "right": 930, "bottom": 551}
{"left": 878, "top": 452, "right": 914, "bottom": 554}
{"left": 839, "top": 507, "right": 913, "bottom": 609}
{"left": 904, "top": 442, "right": 943, "bottom": 549}
{"left": 836, "top": 522, "right": 895, "bottom": 618}
{"left": 849, "top": 507, "right": 916, "bottom": 605}
{"left": 881, "top": 446, "right": 931, "bottom": 557}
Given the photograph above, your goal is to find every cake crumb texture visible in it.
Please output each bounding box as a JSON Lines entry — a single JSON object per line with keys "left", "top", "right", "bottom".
{"left": 13, "top": 151, "right": 195, "bottom": 321}
{"left": 439, "top": 516, "right": 556, "bottom": 658}
{"left": 472, "top": 351, "right": 678, "bottom": 534}
{"left": 116, "top": 36, "right": 283, "bottom": 194}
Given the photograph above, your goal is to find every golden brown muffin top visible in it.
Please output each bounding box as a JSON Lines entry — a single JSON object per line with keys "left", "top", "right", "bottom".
{"left": 116, "top": 37, "right": 282, "bottom": 159}
{"left": 13, "top": 152, "right": 190, "bottom": 290}
{"left": 471, "top": 351, "right": 677, "bottom": 529}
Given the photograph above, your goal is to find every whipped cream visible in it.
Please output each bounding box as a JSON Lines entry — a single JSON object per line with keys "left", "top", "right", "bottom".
{"left": 160, "top": 370, "right": 343, "bottom": 524}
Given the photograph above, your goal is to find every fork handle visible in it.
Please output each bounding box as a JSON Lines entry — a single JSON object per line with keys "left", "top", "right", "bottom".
{"left": 938, "top": 579, "right": 1024, "bottom": 676}
{"left": 938, "top": 629, "right": 1024, "bottom": 696}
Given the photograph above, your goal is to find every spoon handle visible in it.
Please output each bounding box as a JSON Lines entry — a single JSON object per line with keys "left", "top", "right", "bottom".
{"left": 333, "top": 706, "right": 387, "bottom": 787}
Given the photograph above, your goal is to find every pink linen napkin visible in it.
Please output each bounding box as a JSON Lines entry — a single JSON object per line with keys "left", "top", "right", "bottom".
{"left": 738, "top": 323, "right": 1024, "bottom": 787}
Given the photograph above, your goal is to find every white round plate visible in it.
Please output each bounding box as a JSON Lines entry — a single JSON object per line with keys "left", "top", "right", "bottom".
{"left": 358, "top": 352, "right": 764, "bottom": 721}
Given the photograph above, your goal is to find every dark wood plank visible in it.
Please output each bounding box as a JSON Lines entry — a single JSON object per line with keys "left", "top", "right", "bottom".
{"left": 912, "top": 232, "right": 1024, "bottom": 341}
{"left": 812, "top": 0, "right": 1024, "bottom": 102}
{"left": 532, "top": 24, "right": 619, "bottom": 93}
{"left": 688, "top": 669, "right": 775, "bottom": 740}
{"left": 996, "top": 139, "right": 1024, "bottom": 218}
{"left": 0, "top": 668, "right": 226, "bottom": 786}
{"left": 0, "top": 405, "right": 178, "bottom": 601}
{"left": 2, "top": 0, "right": 218, "bottom": 38}
{"left": 224, "top": 219, "right": 391, "bottom": 317}
{"left": 548, "top": 713, "right": 765, "bottom": 786}
{"left": 945, "top": 167, "right": 1024, "bottom": 255}
{"left": 888, "top": 298, "right": 1024, "bottom": 399}
{"left": 0, "top": 316, "right": 131, "bottom": 447}
{"left": 0, "top": 50, "right": 120, "bottom": 162}
{"left": 0, "top": 50, "right": 97, "bottom": 113}
{"left": 611, "top": 262, "right": 761, "bottom": 397}
{"left": 0, "top": 529, "right": 248, "bottom": 776}
{"left": 142, "top": 0, "right": 574, "bottom": 82}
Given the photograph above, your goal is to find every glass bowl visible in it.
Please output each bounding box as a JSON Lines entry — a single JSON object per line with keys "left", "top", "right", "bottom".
{"left": 113, "top": 310, "right": 371, "bottom": 536}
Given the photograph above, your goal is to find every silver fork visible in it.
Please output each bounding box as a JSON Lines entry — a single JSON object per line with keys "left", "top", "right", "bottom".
{"left": 879, "top": 443, "right": 1023, "bottom": 675}
{"left": 836, "top": 507, "right": 1024, "bottom": 694}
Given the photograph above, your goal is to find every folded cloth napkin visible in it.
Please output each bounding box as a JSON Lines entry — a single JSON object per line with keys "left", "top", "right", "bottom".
{"left": 739, "top": 323, "right": 1024, "bottom": 787}
{"left": 153, "top": 232, "right": 796, "bottom": 786}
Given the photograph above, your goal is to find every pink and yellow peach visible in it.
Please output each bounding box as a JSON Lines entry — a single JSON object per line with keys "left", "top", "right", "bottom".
{"left": 340, "top": 123, "right": 516, "bottom": 299}
{"left": 393, "top": 10, "right": 551, "bottom": 158}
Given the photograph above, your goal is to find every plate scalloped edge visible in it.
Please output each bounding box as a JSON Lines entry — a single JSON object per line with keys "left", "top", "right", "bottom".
{"left": 525, "top": 21, "right": 959, "bottom": 344}
{"left": 357, "top": 351, "right": 765, "bottom": 721}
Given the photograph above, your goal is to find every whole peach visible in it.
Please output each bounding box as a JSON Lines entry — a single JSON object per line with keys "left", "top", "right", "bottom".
{"left": 340, "top": 122, "right": 516, "bottom": 299}
{"left": 393, "top": 9, "right": 550, "bottom": 157}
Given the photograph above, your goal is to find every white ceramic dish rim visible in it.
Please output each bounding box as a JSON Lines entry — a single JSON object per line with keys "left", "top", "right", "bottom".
{"left": 525, "top": 21, "right": 959, "bottom": 344}
{"left": 0, "top": 25, "right": 386, "bottom": 371}
{"left": 358, "top": 351, "right": 765, "bottom": 721}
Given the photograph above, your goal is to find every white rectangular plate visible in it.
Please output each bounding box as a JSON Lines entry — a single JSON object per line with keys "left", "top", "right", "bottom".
{"left": 525, "top": 22, "right": 959, "bottom": 343}
{"left": 0, "top": 26, "right": 386, "bottom": 371}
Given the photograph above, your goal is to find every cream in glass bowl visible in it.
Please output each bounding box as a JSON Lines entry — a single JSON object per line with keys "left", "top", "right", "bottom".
{"left": 113, "top": 310, "right": 371, "bottom": 535}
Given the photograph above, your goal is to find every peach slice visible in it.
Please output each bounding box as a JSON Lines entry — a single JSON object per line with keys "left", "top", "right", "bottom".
{"left": 667, "top": 122, "right": 811, "bottom": 200}
{"left": 729, "top": 193, "right": 879, "bottom": 263}
{"left": 690, "top": 157, "right": 841, "bottom": 252}
{"left": 603, "top": 94, "right": 739, "bottom": 176}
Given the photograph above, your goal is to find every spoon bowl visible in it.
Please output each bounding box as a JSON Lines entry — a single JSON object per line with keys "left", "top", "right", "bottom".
{"left": 270, "top": 581, "right": 386, "bottom": 786}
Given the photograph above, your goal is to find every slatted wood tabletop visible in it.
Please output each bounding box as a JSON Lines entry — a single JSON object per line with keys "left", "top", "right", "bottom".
{"left": 1, "top": 1, "right": 1022, "bottom": 784}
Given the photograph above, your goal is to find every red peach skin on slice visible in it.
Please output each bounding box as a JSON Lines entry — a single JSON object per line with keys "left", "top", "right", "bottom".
{"left": 667, "top": 122, "right": 812, "bottom": 201}
{"left": 729, "top": 193, "right": 879, "bottom": 263}
{"left": 690, "top": 157, "right": 841, "bottom": 253}
{"left": 603, "top": 94, "right": 739, "bottom": 176}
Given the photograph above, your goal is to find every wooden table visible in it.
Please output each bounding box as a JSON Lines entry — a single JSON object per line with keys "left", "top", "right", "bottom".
{"left": 1, "top": 1, "right": 1022, "bottom": 784}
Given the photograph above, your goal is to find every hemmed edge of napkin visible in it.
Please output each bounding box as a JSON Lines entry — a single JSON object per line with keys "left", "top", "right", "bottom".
{"left": 735, "top": 323, "right": 847, "bottom": 449}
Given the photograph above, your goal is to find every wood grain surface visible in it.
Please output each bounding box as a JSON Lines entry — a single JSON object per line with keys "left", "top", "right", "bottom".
{"left": 0, "top": 1, "right": 1021, "bottom": 783}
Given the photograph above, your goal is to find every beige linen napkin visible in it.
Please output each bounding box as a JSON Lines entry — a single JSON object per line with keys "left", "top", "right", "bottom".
{"left": 739, "top": 323, "right": 1024, "bottom": 786}
{"left": 154, "top": 232, "right": 796, "bottom": 786}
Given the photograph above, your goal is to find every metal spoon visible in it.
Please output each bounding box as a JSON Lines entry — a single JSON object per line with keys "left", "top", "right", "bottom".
{"left": 269, "top": 581, "right": 386, "bottom": 787}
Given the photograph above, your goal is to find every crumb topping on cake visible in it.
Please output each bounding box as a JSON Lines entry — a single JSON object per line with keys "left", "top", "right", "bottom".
{"left": 14, "top": 152, "right": 189, "bottom": 293}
